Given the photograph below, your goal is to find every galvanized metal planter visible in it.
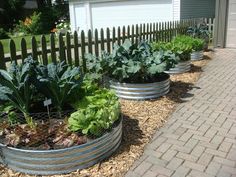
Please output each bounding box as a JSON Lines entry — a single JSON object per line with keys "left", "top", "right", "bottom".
{"left": 110, "top": 74, "right": 170, "bottom": 100}
{"left": 191, "top": 51, "right": 204, "bottom": 61}
{"left": 165, "top": 60, "right": 191, "bottom": 74}
{"left": 0, "top": 119, "right": 122, "bottom": 175}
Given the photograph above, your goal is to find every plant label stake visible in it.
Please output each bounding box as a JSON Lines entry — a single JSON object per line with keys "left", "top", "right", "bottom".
{"left": 44, "top": 98, "right": 52, "bottom": 120}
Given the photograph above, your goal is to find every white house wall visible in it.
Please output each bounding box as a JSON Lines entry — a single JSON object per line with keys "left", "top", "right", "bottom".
{"left": 69, "top": 0, "right": 181, "bottom": 32}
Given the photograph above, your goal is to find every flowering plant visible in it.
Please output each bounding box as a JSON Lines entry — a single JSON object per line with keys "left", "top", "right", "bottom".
{"left": 54, "top": 20, "right": 71, "bottom": 34}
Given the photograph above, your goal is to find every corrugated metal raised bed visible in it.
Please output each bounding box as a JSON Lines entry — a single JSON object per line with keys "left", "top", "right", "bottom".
{"left": 191, "top": 51, "right": 204, "bottom": 61}
{"left": 165, "top": 61, "right": 191, "bottom": 74}
{"left": 110, "top": 73, "right": 170, "bottom": 100}
{"left": 0, "top": 118, "right": 122, "bottom": 175}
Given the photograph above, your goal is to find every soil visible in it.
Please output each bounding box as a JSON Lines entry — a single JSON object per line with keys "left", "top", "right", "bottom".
{"left": 0, "top": 52, "right": 213, "bottom": 177}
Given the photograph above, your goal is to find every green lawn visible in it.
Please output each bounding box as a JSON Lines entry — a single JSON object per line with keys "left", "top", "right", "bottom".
{"left": 0, "top": 34, "right": 51, "bottom": 54}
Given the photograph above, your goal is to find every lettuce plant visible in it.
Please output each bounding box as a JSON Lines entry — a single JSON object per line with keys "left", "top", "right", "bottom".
{"left": 86, "top": 40, "right": 177, "bottom": 83}
{"left": 68, "top": 87, "right": 120, "bottom": 137}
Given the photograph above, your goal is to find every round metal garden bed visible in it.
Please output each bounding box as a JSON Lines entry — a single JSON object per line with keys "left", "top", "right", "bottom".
{"left": 110, "top": 73, "right": 170, "bottom": 100}
{"left": 191, "top": 51, "right": 204, "bottom": 61}
{"left": 165, "top": 60, "right": 191, "bottom": 74}
{"left": 0, "top": 118, "right": 123, "bottom": 175}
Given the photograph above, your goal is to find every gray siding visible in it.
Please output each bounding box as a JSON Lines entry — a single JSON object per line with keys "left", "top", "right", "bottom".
{"left": 180, "top": 0, "right": 216, "bottom": 19}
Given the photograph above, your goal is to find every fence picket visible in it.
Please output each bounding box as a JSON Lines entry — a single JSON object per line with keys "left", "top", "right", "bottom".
{"left": 31, "top": 37, "right": 37, "bottom": 61}
{"left": 131, "top": 25, "right": 135, "bottom": 44}
{"left": 50, "top": 34, "right": 57, "bottom": 64}
{"left": 122, "top": 26, "right": 126, "bottom": 43}
{"left": 94, "top": 29, "right": 99, "bottom": 57}
{"left": 117, "top": 27, "right": 121, "bottom": 45}
{"left": 66, "top": 32, "right": 72, "bottom": 65}
{"left": 21, "top": 38, "right": 27, "bottom": 62}
{"left": 127, "top": 25, "right": 130, "bottom": 41}
{"left": 80, "top": 30, "right": 86, "bottom": 72}
{"left": 106, "top": 28, "right": 111, "bottom": 53}
{"left": 112, "top": 27, "right": 116, "bottom": 46}
{"left": 73, "top": 31, "right": 79, "bottom": 66}
{"left": 146, "top": 23, "right": 149, "bottom": 40}
{"left": 41, "top": 35, "right": 48, "bottom": 65}
{"left": 0, "top": 42, "right": 6, "bottom": 69}
{"left": 9, "top": 39, "right": 17, "bottom": 63}
{"left": 88, "top": 30, "right": 93, "bottom": 55}
{"left": 100, "top": 28, "right": 105, "bottom": 50}
{"left": 58, "top": 33, "right": 66, "bottom": 62}
{"left": 135, "top": 24, "right": 139, "bottom": 44}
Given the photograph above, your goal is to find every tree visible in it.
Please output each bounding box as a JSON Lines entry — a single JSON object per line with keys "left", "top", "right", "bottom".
{"left": 0, "top": 0, "right": 26, "bottom": 30}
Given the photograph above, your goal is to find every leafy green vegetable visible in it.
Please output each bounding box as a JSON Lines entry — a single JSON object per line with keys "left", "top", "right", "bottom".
{"left": 0, "top": 58, "right": 37, "bottom": 128}
{"left": 190, "top": 38, "right": 205, "bottom": 51}
{"left": 68, "top": 88, "right": 120, "bottom": 137}
{"left": 86, "top": 40, "right": 177, "bottom": 83}
{"left": 153, "top": 36, "right": 193, "bottom": 61}
{"left": 32, "top": 62, "right": 83, "bottom": 118}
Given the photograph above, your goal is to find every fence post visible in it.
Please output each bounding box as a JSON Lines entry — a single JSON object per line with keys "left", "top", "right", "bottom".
{"left": 21, "top": 38, "right": 27, "bottom": 62}
{"left": 73, "top": 31, "right": 79, "bottom": 66}
{"left": 0, "top": 42, "right": 6, "bottom": 69}
{"left": 122, "top": 26, "right": 126, "bottom": 43}
{"left": 146, "top": 23, "right": 149, "bottom": 40}
{"left": 41, "top": 35, "right": 48, "bottom": 65}
{"left": 135, "top": 24, "right": 139, "bottom": 44}
{"left": 117, "top": 26, "right": 121, "bottom": 45}
{"left": 127, "top": 25, "right": 131, "bottom": 41}
{"left": 66, "top": 32, "right": 72, "bottom": 65}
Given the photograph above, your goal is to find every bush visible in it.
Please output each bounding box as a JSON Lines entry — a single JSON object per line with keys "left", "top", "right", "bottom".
{"left": 0, "top": 28, "right": 9, "bottom": 39}
{"left": 14, "top": 12, "right": 43, "bottom": 35}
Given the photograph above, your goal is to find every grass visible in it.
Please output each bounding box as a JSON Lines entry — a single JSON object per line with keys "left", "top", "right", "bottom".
{"left": 0, "top": 34, "right": 51, "bottom": 54}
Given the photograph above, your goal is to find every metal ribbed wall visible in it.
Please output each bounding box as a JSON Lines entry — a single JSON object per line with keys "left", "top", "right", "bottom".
{"left": 110, "top": 74, "right": 170, "bottom": 100}
{"left": 180, "top": 0, "right": 216, "bottom": 19}
{"left": 0, "top": 119, "right": 122, "bottom": 175}
{"left": 165, "top": 61, "right": 191, "bottom": 74}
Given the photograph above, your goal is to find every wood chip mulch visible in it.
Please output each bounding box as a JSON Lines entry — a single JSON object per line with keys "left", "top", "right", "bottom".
{"left": 0, "top": 52, "right": 213, "bottom": 177}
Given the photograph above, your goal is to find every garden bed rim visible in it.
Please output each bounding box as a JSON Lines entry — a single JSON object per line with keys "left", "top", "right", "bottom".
{"left": 0, "top": 117, "right": 123, "bottom": 153}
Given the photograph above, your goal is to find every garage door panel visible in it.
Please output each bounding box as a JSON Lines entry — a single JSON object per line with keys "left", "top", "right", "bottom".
{"left": 91, "top": 0, "right": 172, "bottom": 30}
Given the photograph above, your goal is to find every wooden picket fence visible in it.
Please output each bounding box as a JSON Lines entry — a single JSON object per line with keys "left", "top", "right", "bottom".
{"left": 0, "top": 18, "right": 214, "bottom": 71}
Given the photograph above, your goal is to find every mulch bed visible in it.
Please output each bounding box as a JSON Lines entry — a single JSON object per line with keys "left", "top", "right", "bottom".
{"left": 0, "top": 52, "right": 213, "bottom": 177}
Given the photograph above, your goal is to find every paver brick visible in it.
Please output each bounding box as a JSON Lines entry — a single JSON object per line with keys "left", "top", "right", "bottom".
{"left": 213, "top": 156, "right": 235, "bottom": 167}
{"left": 176, "top": 152, "right": 198, "bottom": 162}
{"left": 171, "top": 166, "right": 190, "bottom": 177}
{"left": 161, "top": 149, "right": 178, "bottom": 162}
{"left": 133, "top": 161, "right": 152, "bottom": 175}
{"left": 218, "top": 141, "right": 232, "bottom": 153}
{"left": 166, "top": 157, "right": 184, "bottom": 170}
{"left": 182, "top": 161, "right": 206, "bottom": 172}
{"left": 205, "top": 161, "right": 221, "bottom": 176}
{"left": 197, "top": 152, "right": 213, "bottom": 166}
{"left": 150, "top": 164, "right": 174, "bottom": 176}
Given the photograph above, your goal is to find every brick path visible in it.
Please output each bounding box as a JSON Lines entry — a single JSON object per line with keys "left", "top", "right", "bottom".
{"left": 126, "top": 49, "right": 236, "bottom": 177}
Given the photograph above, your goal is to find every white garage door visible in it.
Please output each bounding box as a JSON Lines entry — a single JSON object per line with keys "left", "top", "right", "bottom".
{"left": 91, "top": 0, "right": 173, "bottom": 31}
{"left": 226, "top": 0, "right": 236, "bottom": 48}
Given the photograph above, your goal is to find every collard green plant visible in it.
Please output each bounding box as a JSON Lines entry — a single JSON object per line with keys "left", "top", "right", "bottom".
{"left": 86, "top": 40, "right": 177, "bottom": 83}
{"left": 32, "top": 62, "right": 83, "bottom": 117}
{"left": 0, "top": 58, "right": 37, "bottom": 128}
{"left": 68, "top": 88, "right": 120, "bottom": 137}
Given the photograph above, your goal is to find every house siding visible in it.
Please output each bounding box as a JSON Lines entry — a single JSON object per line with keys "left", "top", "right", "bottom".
{"left": 180, "top": 0, "right": 216, "bottom": 19}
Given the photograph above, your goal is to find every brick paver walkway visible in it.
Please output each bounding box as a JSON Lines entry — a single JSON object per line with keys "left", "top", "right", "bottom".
{"left": 126, "top": 49, "right": 236, "bottom": 177}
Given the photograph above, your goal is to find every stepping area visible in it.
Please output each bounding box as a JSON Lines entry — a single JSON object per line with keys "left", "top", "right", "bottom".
{"left": 126, "top": 49, "right": 236, "bottom": 177}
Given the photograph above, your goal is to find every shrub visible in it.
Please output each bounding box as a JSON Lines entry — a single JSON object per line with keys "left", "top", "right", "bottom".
{"left": 15, "top": 12, "right": 43, "bottom": 35}
{"left": 0, "top": 28, "right": 9, "bottom": 39}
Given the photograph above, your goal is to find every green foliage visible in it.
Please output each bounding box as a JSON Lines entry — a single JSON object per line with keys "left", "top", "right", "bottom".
{"left": 0, "top": 28, "right": 9, "bottom": 39}
{"left": 33, "top": 61, "right": 83, "bottom": 117}
{"left": 191, "top": 38, "right": 205, "bottom": 51}
{"left": 187, "top": 23, "right": 210, "bottom": 40}
{"left": 68, "top": 88, "right": 120, "bottom": 137}
{"left": 0, "top": 0, "right": 26, "bottom": 30}
{"left": 153, "top": 36, "right": 193, "bottom": 61}
{"left": 86, "top": 40, "right": 177, "bottom": 83}
{"left": 14, "top": 12, "right": 43, "bottom": 35}
{"left": 0, "top": 58, "right": 36, "bottom": 128}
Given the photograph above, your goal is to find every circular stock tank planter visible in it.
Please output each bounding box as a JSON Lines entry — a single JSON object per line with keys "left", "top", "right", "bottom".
{"left": 110, "top": 73, "right": 170, "bottom": 100}
{"left": 0, "top": 118, "right": 122, "bottom": 175}
{"left": 191, "top": 51, "right": 204, "bottom": 61}
{"left": 165, "top": 60, "right": 191, "bottom": 74}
